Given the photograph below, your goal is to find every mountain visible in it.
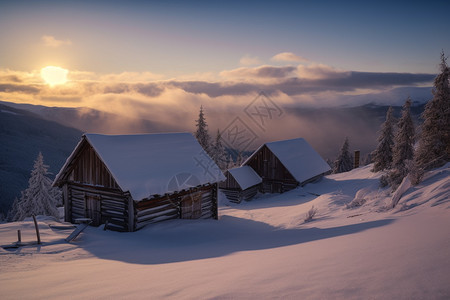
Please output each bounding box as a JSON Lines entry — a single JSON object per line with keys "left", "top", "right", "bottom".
{"left": 0, "top": 101, "right": 173, "bottom": 134}
{"left": 0, "top": 104, "right": 82, "bottom": 217}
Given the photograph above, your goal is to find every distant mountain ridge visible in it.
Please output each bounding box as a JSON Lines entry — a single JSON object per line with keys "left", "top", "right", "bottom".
{"left": 0, "top": 104, "right": 82, "bottom": 217}
{"left": 0, "top": 101, "right": 173, "bottom": 134}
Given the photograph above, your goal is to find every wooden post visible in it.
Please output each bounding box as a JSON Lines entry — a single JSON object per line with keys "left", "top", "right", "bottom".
{"left": 213, "top": 183, "right": 219, "bottom": 220}
{"left": 32, "top": 214, "right": 41, "bottom": 244}
{"left": 63, "top": 185, "right": 70, "bottom": 223}
{"left": 127, "top": 195, "right": 135, "bottom": 232}
{"left": 17, "top": 230, "right": 21, "bottom": 243}
{"left": 354, "top": 150, "right": 360, "bottom": 169}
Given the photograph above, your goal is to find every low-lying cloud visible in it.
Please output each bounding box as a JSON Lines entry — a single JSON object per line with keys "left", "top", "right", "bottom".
{"left": 0, "top": 62, "right": 435, "bottom": 117}
{"left": 220, "top": 65, "right": 297, "bottom": 79}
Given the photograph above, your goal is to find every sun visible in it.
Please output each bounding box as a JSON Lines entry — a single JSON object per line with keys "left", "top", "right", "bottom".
{"left": 40, "top": 66, "right": 69, "bottom": 86}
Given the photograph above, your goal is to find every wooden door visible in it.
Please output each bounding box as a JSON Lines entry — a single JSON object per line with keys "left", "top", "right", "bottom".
{"left": 181, "top": 191, "right": 202, "bottom": 219}
{"left": 86, "top": 196, "right": 101, "bottom": 226}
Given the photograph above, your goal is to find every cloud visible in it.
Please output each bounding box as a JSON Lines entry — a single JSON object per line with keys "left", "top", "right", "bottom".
{"left": 99, "top": 71, "right": 165, "bottom": 82}
{"left": 271, "top": 72, "right": 434, "bottom": 96}
{"left": 0, "top": 83, "right": 40, "bottom": 94}
{"left": 168, "top": 81, "right": 260, "bottom": 98}
{"left": 297, "top": 64, "right": 350, "bottom": 79}
{"left": 41, "top": 35, "right": 72, "bottom": 47}
{"left": 239, "top": 55, "right": 262, "bottom": 66}
{"left": 0, "top": 75, "right": 22, "bottom": 83}
{"left": 271, "top": 52, "right": 308, "bottom": 62}
{"left": 221, "top": 65, "right": 297, "bottom": 79}
{"left": 0, "top": 66, "right": 435, "bottom": 113}
{"left": 134, "top": 83, "right": 165, "bottom": 97}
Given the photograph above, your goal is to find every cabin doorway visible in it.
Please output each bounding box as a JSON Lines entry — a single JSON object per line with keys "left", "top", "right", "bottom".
{"left": 86, "top": 196, "right": 102, "bottom": 226}
{"left": 181, "top": 191, "right": 202, "bottom": 219}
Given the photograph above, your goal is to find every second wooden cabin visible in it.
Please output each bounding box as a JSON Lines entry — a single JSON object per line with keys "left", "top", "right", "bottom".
{"left": 244, "top": 138, "right": 331, "bottom": 193}
{"left": 53, "top": 133, "right": 225, "bottom": 232}
{"left": 219, "top": 166, "right": 262, "bottom": 203}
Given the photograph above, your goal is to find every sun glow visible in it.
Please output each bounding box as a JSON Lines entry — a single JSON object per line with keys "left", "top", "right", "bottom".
{"left": 40, "top": 66, "right": 69, "bottom": 86}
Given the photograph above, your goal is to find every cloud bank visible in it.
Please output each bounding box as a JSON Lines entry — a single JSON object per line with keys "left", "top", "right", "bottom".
{"left": 0, "top": 59, "right": 434, "bottom": 131}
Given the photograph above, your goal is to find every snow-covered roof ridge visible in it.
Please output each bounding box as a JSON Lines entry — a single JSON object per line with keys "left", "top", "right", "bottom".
{"left": 56, "top": 132, "right": 225, "bottom": 200}
{"left": 245, "top": 137, "right": 331, "bottom": 184}
{"left": 228, "top": 165, "right": 262, "bottom": 190}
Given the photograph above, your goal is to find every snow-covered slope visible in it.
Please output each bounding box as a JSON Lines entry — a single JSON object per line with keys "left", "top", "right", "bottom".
{"left": 1, "top": 164, "right": 449, "bottom": 299}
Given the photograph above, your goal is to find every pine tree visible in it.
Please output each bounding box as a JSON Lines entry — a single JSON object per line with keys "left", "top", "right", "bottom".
{"left": 387, "top": 98, "right": 416, "bottom": 187}
{"left": 333, "top": 137, "right": 353, "bottom": 173}
{"left": 392, "top": 97, "right": 415, "bottom": 171}
{"left": 6, "top": 196, "right": 20, "bottom": 222}
{"left": 9, "top": 152, "right": 61, "bottom": 221}
{"left": 211, "top": 130, "right": 227, "bottom": 170}
{"left": 226, "top": 153, "right": 234, "bottom": 170}
{"left": 235, "top": 151, "right": 244, "bottom": 167}
{"left": 415, "top": 51, "right": 450, "bottom": 169}
{"left": 195, "top": 105, "right": 212, "bottom": 154}
{"left": 372, "top": 106, "right": 395, "bottom": 172}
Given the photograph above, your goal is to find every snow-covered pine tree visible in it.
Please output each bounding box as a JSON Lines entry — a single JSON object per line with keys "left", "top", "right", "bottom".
{"left": 372, "top": 106, "right": 395, "bottom": 172}
{"left": 388, "top": 98, "right": 416, "bottom": 187}
{"left": 235, "top": 151, "right": 244, "bottom": 167}
{"left": 225, "top": 153, "right": 234, "bottom": 169}
{"left": 392, "top": 97, "right": 415, "bottom": 171}
{"left": 6, "top": 196, "right": 20, "bottom": 222}
{"left": 415, "top": 52, "right": 450, "bottom": 169}
{"left": 195, "top": 105, "right": 212, "bottom": 154}
{"left": 333, "top": 137, "right": 353, "bottom": 173}
{"left": 9, "top": 152, "right": 61, "bottom": 221}
{"left": 211, "top": 129, "right": 228, "bottom": 170}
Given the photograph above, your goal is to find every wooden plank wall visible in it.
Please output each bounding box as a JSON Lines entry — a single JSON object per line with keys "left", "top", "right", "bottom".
{"left": 220, "top": 185, "right": 259, "bottom": 203}
{"left": 134, "top": 184, "right": 216, "bottom": 231}
{"left": 67, "top": 183, "right": 129, "bottom": 232}
{"left": 69, "top": 141, "right": 119, "bottom": 189}
{"left": 218, "top": 171, "right": 240, "bottom": 189}
{"left": 246, "top": 145, "right": 298, "bottom": 193}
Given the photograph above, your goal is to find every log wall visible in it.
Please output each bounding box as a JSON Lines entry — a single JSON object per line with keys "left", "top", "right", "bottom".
{"left": 246, "top": 145, "right": 298, "bottom": 193}
{"left": 218, "top": 171, "right": 240, "bottom": 189}
{"left": 220, "top": 184, "right": 259, "bottom": 203}
{"left": 66, "top": 183, "right": 130, "bottom": 232}
{"left": 134, "top": 184, "right": 218, "bottom": 231}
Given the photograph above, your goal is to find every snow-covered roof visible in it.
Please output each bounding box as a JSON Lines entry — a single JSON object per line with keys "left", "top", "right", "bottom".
{"left": 54, "top": 133, "right": 225, "bottom": 200}
{"left": 228, "top": 166, "right": 262, "bottom": 190}
{"left": 245, "top": 138, "right": 331, "bottom": 184}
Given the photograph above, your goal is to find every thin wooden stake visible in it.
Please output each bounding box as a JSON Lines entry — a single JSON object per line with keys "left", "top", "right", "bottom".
{"left": 32, "top": 214, "right": 41, "bottom": 244}
{"left": 17, "top": 230, "right": 21, "bottom": 243}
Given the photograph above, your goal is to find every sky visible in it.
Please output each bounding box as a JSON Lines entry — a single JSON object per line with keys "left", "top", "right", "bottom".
{"left": 0, "top": 0, "right": 449, "bottom": 131}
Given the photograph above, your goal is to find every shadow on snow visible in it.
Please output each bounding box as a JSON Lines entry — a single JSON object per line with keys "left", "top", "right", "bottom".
{"left": 80, "top": 216, "right": 394, "bottom": 265}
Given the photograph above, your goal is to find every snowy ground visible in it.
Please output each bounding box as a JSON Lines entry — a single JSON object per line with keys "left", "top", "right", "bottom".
{"left": 1, "top": 164, "right": 449, "bottom": 299}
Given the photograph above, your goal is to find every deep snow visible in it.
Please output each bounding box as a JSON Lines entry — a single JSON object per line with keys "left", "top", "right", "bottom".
{"left": 1, "top": 164, "right": 449, "bottom": 299}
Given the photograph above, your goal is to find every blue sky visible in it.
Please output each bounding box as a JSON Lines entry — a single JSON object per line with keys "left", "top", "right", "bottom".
{"left": 1, "top": 0, "right": 449, "bottom": 74}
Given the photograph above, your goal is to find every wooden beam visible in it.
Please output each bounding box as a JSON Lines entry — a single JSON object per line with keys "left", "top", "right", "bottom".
{"left": 127, "top": 195, "right": 135, "bottom": 232}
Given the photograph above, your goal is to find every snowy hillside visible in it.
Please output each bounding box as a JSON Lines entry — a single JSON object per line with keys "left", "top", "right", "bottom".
{"left": 1, "top": 164, "right": 449, "bottom": 299}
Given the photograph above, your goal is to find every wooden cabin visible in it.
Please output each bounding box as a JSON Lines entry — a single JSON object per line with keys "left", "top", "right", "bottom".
{"left": 53, "top": 133, "right": 225, "bottom": 232}
{"left": 219, "top": 166, "right": 262, "bottom": 203}
{"left": 244, "top": 138, "right": 331, "bottom": 193}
